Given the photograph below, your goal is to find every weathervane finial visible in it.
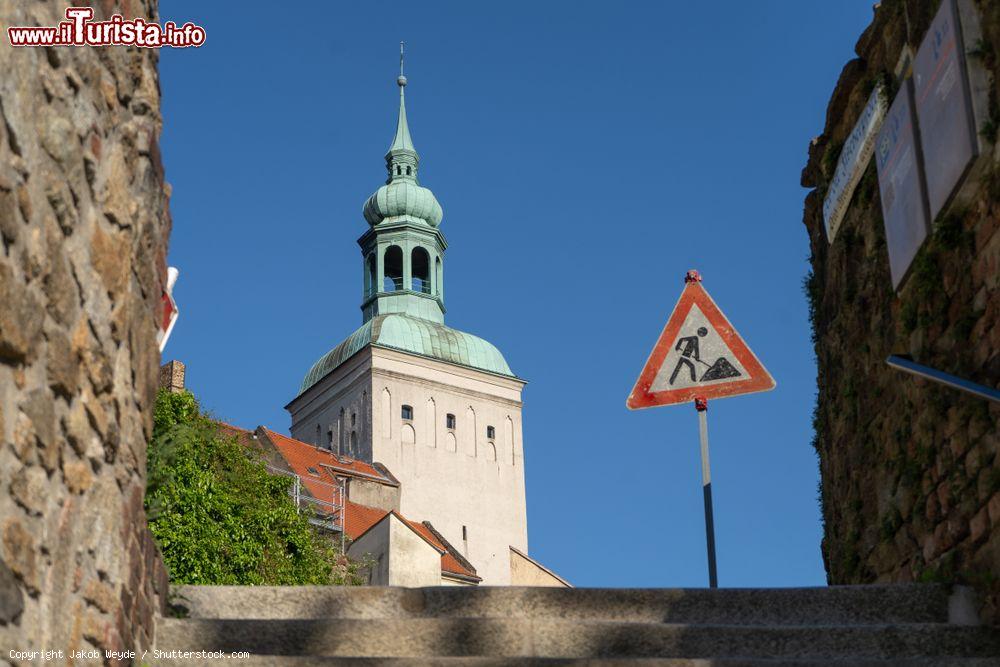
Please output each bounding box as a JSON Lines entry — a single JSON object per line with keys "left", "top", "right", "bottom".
{"left": 397, "top": 41, "right": 407, "bottom": 87}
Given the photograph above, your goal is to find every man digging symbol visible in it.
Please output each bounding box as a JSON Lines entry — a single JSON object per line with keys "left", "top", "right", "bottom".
{"left": 669, "top": 327, "right": 708, "bottom": 385}
{"left": 669, "top": 326, "right": 743, "bottom": 386}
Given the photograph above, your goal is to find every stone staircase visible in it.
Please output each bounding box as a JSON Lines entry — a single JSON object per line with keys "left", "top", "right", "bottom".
{"left": 152, "top": 584, "right": 1000, "bottom": 665}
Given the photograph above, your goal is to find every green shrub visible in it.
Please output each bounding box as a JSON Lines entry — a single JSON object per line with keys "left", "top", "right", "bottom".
{"left": 146, "top": 389, "right": 365, "bottom": 585}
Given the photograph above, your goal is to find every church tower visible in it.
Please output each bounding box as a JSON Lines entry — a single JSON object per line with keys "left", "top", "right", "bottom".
{"left": 286, "top": 54, "right": 528, "bottom": 585}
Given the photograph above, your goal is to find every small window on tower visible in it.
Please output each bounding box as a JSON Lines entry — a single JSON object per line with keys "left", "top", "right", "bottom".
{"left": 315, "top": 424, "right": 320, "bottom": 445}
{"left": 327, "top": 429, "right": 333, "bottom": 448}
{"left": 446, "top": 413, "right": 456, "bottom": 430}
{"left": 401, "top": 405, "right": 413, "bottom": 421}
{"left": 351, "top": 413, "right": 356, "bottom": 427}
{"left": 406, "top": 166, "right": 412, "bottom": 175}
{"left": 486, "top": 425, "right": 495, "bottom": 440}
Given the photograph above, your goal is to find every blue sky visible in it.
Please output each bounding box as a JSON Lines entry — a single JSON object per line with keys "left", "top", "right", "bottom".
{"left": 159, "top": 1, "right": 874, "bottom": 588}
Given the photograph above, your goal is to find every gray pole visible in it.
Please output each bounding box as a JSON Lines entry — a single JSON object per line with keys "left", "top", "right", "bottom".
{"left": 696, "top": 398, "right": 718, "bottom": 588}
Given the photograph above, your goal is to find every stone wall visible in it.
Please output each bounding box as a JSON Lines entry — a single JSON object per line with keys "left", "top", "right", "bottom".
{"left": 0, "top": 0, "right": 170, "bottom": 655}
{"left": 802, "top": 0, "right": 1000, "bottom": 620}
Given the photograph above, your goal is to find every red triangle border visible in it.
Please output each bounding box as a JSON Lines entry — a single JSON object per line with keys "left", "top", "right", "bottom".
{"left": 626, "top": 282, "right": 775, "bottom": 410}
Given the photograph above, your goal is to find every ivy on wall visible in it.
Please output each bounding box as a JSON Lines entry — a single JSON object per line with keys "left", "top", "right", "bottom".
{"left": 146, "top": 389, "right": 365, "bottom": 585}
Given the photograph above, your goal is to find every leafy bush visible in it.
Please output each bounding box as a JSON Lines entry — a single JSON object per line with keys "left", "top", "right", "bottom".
{"left": 146, "top": 389, "right": 364, "bottom": 585}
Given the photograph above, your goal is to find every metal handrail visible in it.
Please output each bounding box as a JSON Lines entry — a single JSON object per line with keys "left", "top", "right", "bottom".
{"left": 365, "top": 288, "right": 434, "bottom": 298}
{"left": 886, "top": 355, "right": 1000, "bottom": 403}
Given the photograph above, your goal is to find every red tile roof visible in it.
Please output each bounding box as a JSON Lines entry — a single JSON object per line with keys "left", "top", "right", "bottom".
{"left": 441, "top": 553, "right": 477, "bottom": 579}
{"left": 216, "top": 421, "right": 256, "bottom": 445}
{"left": 259, "top": 427, "right": 396, "bottom": 485}
{"left": 343, "top": 500, "right": 389, "bottom": 540}
{"left": 222, "top": 422, "right": 478, "bottom": 582}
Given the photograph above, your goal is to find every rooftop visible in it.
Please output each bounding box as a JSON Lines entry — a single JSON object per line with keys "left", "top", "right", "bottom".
{"left": 344, "top": 500, "right": 479, "bottom": 581}
{"left": 258, "top": 427, "right": 396, "bottom": 487}
{"left": 298, "top": 313, "right": 515, "bottom": 396}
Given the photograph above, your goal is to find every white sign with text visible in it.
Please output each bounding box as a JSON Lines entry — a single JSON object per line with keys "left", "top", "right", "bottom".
{"left": 823, "top": 83, "right": 888, "bottom": 243}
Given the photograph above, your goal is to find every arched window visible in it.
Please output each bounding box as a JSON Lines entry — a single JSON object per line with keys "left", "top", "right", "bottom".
{"left": 505, "top": 416, "right": 515, "bottom": 465}
{"left": 327, "top": 428, "right": 333, "bottom": 449}
{"left": 446, "top": 413, "right": 456, "bottom": 430}
{"left": 406, "top": 166, "right": 412, "bottom": 175}
{"left": 350, "top": 430, "right": 357, "bottom": 454}
{"left": 383, "top": 245, "right": 403, "bottom": 291}
{"left": 395, "top": 165, "right": 401, "bottom": 175}
{"left": 435, "top": 257, "right": 442, "bottom": 296}
{"left": 425, "top": 398, "right": 436, "bottom": 448}
{"left": 381, "top": 388, "right": 392, "bottom": 437}
{"left": 486, "top": 425, "right": 495, "bottom": 440}
{"left": 411, "top": 247, "right": 431, "bottom": 294}
{"left": 315, "top": 424, "right": 320, "bottom": 445}
{"left": 465, "top": 406, "right": 476, "bottom": 458}
{"left": 401, "top": 405, "right": 413, "bottom": 421}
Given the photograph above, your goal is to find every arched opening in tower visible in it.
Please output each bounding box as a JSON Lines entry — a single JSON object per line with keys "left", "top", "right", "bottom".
{"left": 383, "top": 245, "right": 403, "bottom": 291}
{"left": 412, "top": 247, "right": 431, "bottom": 294}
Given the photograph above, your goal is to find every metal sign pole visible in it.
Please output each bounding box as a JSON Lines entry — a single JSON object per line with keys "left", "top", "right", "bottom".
{"left": 695, "top": 397, "right": 718, "bottom": 588}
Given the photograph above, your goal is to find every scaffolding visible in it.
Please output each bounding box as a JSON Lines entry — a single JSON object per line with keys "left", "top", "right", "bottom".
{"left": 266, "top": 463, "right": 346, "bottom": 551}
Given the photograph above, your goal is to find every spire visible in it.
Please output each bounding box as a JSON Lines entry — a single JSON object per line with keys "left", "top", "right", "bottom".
{"left": 359, "top": 42, "right": 446, "bottom": 325}
{"left": 387, "top": 41, "right": 416, "bottom": 160}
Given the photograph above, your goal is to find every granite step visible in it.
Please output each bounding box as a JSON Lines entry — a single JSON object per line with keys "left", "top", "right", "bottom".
{"left": 153, "top": 617, "right": 1000, "bottom": 660}
{"left": 146, "top": 657, "right": 1000, "bottom": 667}
{"left": 168, "top": 584, "right": 974, "bottom": 626}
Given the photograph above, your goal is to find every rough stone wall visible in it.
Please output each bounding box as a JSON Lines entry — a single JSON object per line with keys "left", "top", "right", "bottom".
{"left": 0, "top": 0, "right": 170, "bottom": 655}
{"left": 802, "top": 0, "right": 1000, "bottom": 619}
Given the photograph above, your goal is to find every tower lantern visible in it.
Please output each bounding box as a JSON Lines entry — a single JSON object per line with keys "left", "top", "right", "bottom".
{"left": 360, "top": 52, "right": 446, "bottom": 324}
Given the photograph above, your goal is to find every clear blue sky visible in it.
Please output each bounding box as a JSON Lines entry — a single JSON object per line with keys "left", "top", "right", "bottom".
{"left": 159, "top": 1, "right": 874, "bottom": 588}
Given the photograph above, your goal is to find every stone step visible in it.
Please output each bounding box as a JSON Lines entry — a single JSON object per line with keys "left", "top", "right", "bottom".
{"left": 168, "top": 584, "right": 970, "bottom": 626}
{"left": 146, "top": 656, "right": 1000, "bottom": 667}
{"left": 154, "top": 618, "right": 1000, "bottom": 660}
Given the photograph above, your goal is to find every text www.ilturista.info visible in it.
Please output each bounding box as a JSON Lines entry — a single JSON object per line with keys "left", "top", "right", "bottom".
{"left": 7, "top": 7, "right": 205, "bottom": 48}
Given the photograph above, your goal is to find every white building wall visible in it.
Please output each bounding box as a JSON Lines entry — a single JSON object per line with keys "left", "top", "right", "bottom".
{"left": 347, "top": 515, "right": 390, "bottom": 585}
{"left": 288, "top": 346, "right": 528, "bottom": 586}
{"left": 346, "top": 514, "right": 442, "bottom": 587}
{"left": 386, "top": 515, "right": 442, "bottom": 587}
{"left": 288, "top": 352, "right": 373, "bottom": 461}
{"left": 368, "top": 348, "right": 527, "bottom": 586}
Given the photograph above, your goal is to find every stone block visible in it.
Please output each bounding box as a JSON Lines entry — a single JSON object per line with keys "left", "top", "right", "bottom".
{"left": 2, "top": 519, "right": 38, "bottom": 594}
{"left": 45, "top": 325, "right": 78, "bottom": 399}
{"left": 0, "top": 263, "right": 44, "bottom": 363}
{"left": 83, "top": 579, "right": 117, "bottom": 615}
{"left": 0, "top": 557, "right": 23, "bottom": 625}
{"left": 63, "top": 459, "right": 94, "bottom": 494}
{"left": 9, "top": 465, "right": 47, "bottom": 516}
{"left": 20, "top": 388, "right": 59, "bottom": 472}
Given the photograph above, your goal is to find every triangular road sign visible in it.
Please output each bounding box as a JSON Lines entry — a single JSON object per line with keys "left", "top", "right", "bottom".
{"left": 627, "top": 276, "right": 775, "bottom": 409}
